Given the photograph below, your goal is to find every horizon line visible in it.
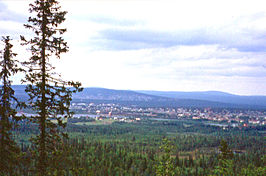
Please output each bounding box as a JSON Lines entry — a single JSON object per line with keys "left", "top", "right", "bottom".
{"left": 6, "top": 84, "right": 266, "bottom": 97}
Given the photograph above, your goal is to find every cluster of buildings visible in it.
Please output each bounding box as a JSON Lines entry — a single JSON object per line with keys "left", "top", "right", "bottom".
{"left": 70, "top": 102, "right": 266, "bottom": 126}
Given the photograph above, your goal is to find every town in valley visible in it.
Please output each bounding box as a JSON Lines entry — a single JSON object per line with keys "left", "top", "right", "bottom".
{"left": 66, "top": 102, "right": 266, "bottom": 127}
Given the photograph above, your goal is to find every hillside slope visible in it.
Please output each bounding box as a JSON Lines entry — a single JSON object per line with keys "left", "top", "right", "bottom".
{"left": 8, "top": 85, "right": 266, "bottom": 109}
{"left": 137, "top": 90, "right": 266, "bottom": 107}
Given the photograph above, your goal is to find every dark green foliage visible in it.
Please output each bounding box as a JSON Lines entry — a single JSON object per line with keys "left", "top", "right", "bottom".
{"left": 240, "top": 163, "right": 266, "bottom": 176}
{"left": 212, "top": 140, "right": 234, "bottom": 176}
{"left": 21, "top": 0, "right": 82, "bottom": 174}
{"left": 0, "top": 36, "right": 23, "bottom": 176}
{"left": 13, "top": 120, "right": 266, "bottom": 175}
{"left": 68, "top": 117, "right": 95, "bottom": 123}
{"left": 218, "top": 139, "right": 234, "bottom": 160}
{"left": 156, "top": 138, "right": 176, "bottom": 176}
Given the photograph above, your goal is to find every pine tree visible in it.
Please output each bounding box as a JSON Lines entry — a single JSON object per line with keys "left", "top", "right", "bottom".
{"left": 212, "top": 139, "right": 234, "bottom": 176}
{"left": 218, "top": 139, "right": 233, "bottom": 160}
{"left": 156, "top": 138, "right": 176, "bottom": 176}
{"left": 0, "top": 36, "right": 22, "bottom": 175}
{"left": 21, "top": 0, "right": 82, "bottom": 175}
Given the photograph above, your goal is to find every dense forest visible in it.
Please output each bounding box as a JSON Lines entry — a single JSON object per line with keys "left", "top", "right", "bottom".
{"left": 12, "top": 119, "right": 266, "bottom": 175}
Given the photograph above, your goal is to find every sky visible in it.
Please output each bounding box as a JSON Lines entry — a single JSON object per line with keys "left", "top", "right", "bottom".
{"left": 0, "top": 0, "right": 266, "bottom": 96}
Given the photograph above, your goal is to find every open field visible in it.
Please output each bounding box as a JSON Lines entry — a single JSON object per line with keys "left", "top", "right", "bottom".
{"left": 73, "top": 119, "right": 114, "bottom": 126}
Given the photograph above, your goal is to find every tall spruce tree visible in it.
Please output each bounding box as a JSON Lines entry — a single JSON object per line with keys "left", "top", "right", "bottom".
{"left": 0, "top": 36, "right": 22, "bottom": 175}
{"left": 156, "top": 138, "right": 176, "bottom": 176}
{"left": 212, "top": 140, "right": 234, "bottom": 176}
{"left": 21, "top": 0, "right": 82, "bottom": 174}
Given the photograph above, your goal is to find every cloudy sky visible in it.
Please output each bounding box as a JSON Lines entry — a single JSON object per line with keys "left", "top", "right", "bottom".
{"left": 1, "top": 0, "right": 266, "bottom": 95}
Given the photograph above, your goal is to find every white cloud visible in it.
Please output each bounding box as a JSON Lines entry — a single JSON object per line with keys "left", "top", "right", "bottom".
{"left": 1, "top": 0, "right": 266, "bottom": 95}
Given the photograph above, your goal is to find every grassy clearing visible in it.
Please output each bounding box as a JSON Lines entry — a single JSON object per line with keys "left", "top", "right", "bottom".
{"left": 74, "top": 119, "right": 114, "bottom": 126}
{"left": 50, "top": 119, "right": 68, "bottom": 124}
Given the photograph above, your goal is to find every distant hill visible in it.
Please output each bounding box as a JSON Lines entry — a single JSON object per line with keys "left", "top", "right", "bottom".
{"left": 7, "top": 85, "right": 266, "bottom": 109}
{"left": 137, "top": 90, "right": 266, "bottom": 107}
{"left": 12, "top": 85, "right": 30, "bottom": 101}
{"left": 68, "top": 88, "right": 266, "bottom": 109}
{"left": 72, "top": 87, "right": 167, "bottom": 102}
